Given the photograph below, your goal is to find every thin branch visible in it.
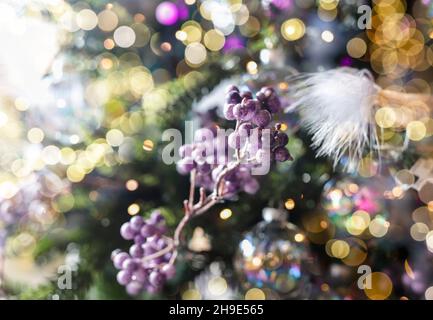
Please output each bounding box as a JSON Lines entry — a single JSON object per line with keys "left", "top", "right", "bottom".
{"left": 146, "top": 122, "right": 245, "bottom": 269}
{"left": 194, "top": 197, "right": 219, "bottom": 216}
{"left": 199, "top": 187, "right": 206, "bottom": 205}
{"left": 183, "top": 200, "right": 190, "bottom": 215}
{"left": 141, "top": 237, "right": 174, "bottom": 263}
{"left": 188, "top": 169, "right": 196, "bottom": 211}
{"left": 173, "top": 214, "right": 190, "bottom": 246}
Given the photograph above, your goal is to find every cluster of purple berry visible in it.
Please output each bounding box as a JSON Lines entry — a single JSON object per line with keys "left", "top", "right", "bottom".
{"left": 224, "top": 85, "right": 283, "bottom": 122}
{"left": 113, "top": 85, "right": 292, "bottom": 296}
{"left": 176, "top": 85, "right": 291, "bottom": 198}
{"left": 0, "top": 171, "right": 66, "bottom": 249}
{"left": 111, "top": 210, "right": 176, "bottom": 295}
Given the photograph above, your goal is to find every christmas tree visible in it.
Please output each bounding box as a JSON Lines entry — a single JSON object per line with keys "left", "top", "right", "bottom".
{"left": 0, "top": 0, "right": 433, "bottom": 301}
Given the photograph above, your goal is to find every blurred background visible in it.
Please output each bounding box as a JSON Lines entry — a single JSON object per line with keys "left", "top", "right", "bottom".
{"left": 0, "top": 0, "right": 433, "bottom": 300}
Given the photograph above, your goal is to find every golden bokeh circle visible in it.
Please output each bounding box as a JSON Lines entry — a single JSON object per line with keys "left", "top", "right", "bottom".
{"left": 364, "top": 272, "right": 393, "bottom": 300}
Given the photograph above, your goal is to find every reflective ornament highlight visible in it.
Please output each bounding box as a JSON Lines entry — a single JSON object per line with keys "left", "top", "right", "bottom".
{"left": 321, "top": 176, "right": 390, "bottom": 237}
{"left": 234, "top": 208, "right": 313, "bottom": 299}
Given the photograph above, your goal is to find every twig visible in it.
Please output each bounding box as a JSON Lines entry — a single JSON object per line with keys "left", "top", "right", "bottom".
{"left": 142, "top": 237, "right": 174, "bottom": 263}
{"left": 147, "top": 121, "right": 246, "bottom": 269}
{"left": 199, "top": 187, "right": 206, "bottom": 205}
{"left": 188, "top": 169, "right": 196, "bottom": 211}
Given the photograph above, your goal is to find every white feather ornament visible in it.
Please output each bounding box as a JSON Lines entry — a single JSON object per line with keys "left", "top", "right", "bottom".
{"left": 288, "top": 68, "right": 381, "bottom": 171}
{"left": 0, "top": 12, "right": 59, "bottom": 101}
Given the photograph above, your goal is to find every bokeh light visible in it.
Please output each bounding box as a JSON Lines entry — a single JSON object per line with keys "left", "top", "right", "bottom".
{"left": 156, "top": 1, "right": 179, "bottom": 26}
{"left": 281, "top": 18, "right": 305, "bottom": 41}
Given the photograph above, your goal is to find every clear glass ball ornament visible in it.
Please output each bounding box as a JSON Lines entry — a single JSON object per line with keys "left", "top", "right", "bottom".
{"left": 320, "top": 164, "right": 399, "bottom": 239}
{"left": 322, "top": 176, "right": 387, "bottom": 235}
{"left": 234, "top": 208, "right": 313, "bottom": 299}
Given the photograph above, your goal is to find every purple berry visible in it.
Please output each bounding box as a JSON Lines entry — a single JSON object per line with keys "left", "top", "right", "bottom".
{"left": 134, "top": 235, "right": 146, "bottom": 245}
{"left": 152, "top": 256, "right": 165, "bottom": 265}
{"left": 126, "top": 281, "right": 143, "bottom": 296}
{"left": 262, "top": 86, "right": 274, "bottom": 98}
{"left": 241, "top": 91, "right": 253, "bottom": 99}
{"left": 149, "top": 271, "right": 165, "bottom": 287}
{"left": 256, "top": 91, "right": 266, "bottom": 102}
{"left": 232, "top": 103, "right": 244, "bottom": 120}
{"left": 161, "top": 264, "right": 176, "bottom": 279}
{"left": 129, "top": 244, "right": 144, "bottom": 258}
{"left": 243, "top": 178, "right": 259, "bottom": 194}
{"left": 274, "top": 147, "right": 291, "bottom": 162}
{"left": 238, "top": 122, "right": 253, "bottom": 135}
{"left": 146, "top": 284, "right": 160, "bottom": 294}
{"left": 149, "top": 210, "right": 164, "bottom": 224}
{"left": 226, "top": 85, "right": 239, "bottom": 93}
{"left": 266, "top": 95, "right": 281, "bottom": 113}
{"left": 236, "top": 166, "right": 251, "bottom": 179}
{"left": 146, "top": 235, "right": 159, "bottom": 245}
{"left": 140, "top": 224, "right": 156, "bottom": 238}
{"left": 197, "top": 162, "right": 212, "bottom": 174}
{"left": 191, "top": 146, "right": 206, "bottom": 164}
{"left": 253, "top": 109, "right": 271, "bottom": 128}
{"left": 179, "top": 144, "right": 193, "bottom": 158}
{"left": 224, "top": 181, "right": 239, "bottom": 195}
{"left": 122, "top": 258, "right": 137, "bottom": 271}
{"left": 155, "top": 224, "right": 167, "bottom": 236}
{"left": 224, "top": 169, "right": 237, "bottom": 182}
{"left": 142, "top": 242, "right": 156, "bottom": 255}
{"left": 117, "top": 270, "right": 132, "bottom": 286}
{"left": 133, "top": 269, "right": 148, "bottom": 283}
{"left": 228, "top": 132, "right": 246, "bottom": 149}
{"left": 243, "top": 98, "right": 259, "bottom": 113}
{"left": 233, "top": 99, "right": 256, "bottom": 121}
{"left": 176, "top": 157, "right": 195, "bottom": 175}
{"left": 275, "top": 132, "right": 289, "bottom": 147}
{"left": 130, "top": 216, "right": 144, "bottom": 231}
{"left": 113, "top": 252, "right": 129, "bottom": 269}
{"left": 155, "top": 237, "right": 168, "bottom": 250}
{"left": 111, "top": 249, "right": 121, "bottom": 260}
{"left": 223, "top": 103, "right": 236, "bottom": 120}
{"left": 226, "top": 90, "right": 242, "bottom": 104}
{"left": 120, "top": 222, "right": 135, "bottom": 240}
{"left": 194, "top": 128, "right": 214, "bottom": 142}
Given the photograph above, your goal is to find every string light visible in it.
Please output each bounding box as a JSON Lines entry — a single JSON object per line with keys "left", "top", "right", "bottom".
{"left": 98, "top": 9, "right": 118, "bottom": 32}
{"left": 126, "top": 179, "right": 139, "bottom": 191}
{"left": 364, "top": 272, "right": 393, "bottom": 300}
{"left": 321, "top": 30, "right": 334, "bottom": 43}
{"left": 106, "top": 129, "right": 124, "bottom": 147}
{"left": 114, "top": 26, "right": 136, "bottom": 48}
{"left": 245, "top": 288, "right": 265, "bottom": 300}
{"left": 127, "top": 203, "right": 140, "bottom": 215}
{"left": 143, "top": 139, "right": 154, "bottom": 151}
{"left": 104, "top": 38, "right": 115, "bottom": 50}
{"left": 346, "top": 37, "right": 367, "bottom": 58}
{"left": 27, "top": 128, "right": 44, "bottom": 144}
{"left": 219, "top": 208, "right": 232, "bottom": 220}
{"left": 281, "top": 18, "right": 305, "bottom": 41}
{"left": 76, "top": 9, "right": 98, "bottom": 31}
{"left": 285, "top": 199, "right": 295, "bottom": 210}
{"left": 246, "top": 61, "right": 258, "bottom": 75}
